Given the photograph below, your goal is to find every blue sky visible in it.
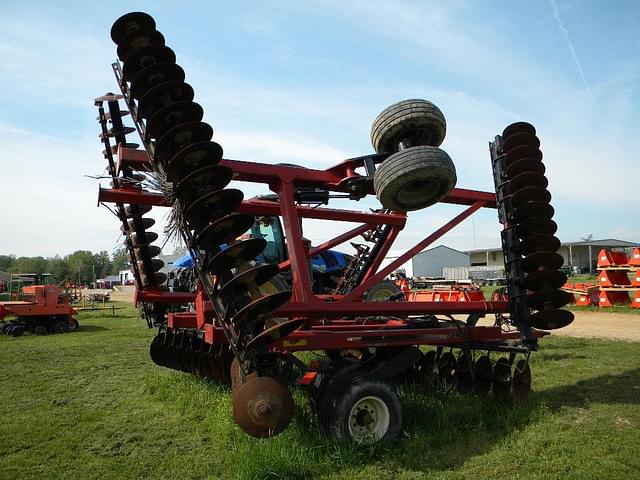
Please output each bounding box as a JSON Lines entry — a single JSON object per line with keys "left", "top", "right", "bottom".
{"left": 0, "top": 0, "right": 638, "bottom": 257}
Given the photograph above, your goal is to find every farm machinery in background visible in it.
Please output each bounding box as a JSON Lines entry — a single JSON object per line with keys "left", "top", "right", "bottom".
{"left": 94, "top": 11, "right": 573, "bottom": 443}
{"left": 0, "top": 284, "right": 79, "bottom": 336}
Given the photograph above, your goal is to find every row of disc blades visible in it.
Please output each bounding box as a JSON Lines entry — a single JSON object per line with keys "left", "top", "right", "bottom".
{"left": 405, "top": 349, "right": 531, "bottom": 402}
{"left": 111, "top": 12, "right": 304, "bottom": 358}
{"left": 501, "top": 122, "right": 574, "bottom": 330}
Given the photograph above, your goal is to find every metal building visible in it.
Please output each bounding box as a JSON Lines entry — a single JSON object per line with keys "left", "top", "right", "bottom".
{"left": 382, "top": 245, "right": 470, "bottom": 278}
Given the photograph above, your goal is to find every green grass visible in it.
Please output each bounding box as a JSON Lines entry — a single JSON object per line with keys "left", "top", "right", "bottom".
{"left": 1, "top": 305, "right": 640, "bottom": 480}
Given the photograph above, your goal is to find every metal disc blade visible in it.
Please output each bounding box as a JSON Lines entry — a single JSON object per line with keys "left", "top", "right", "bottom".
{"left": 502, "top": 121, "right": 536, "bottom": 140}
{"left": 512, "top": 359, "right": 532, "bottom": 403}
{"left": 473, "top": 355, "right": 493, "bottom": 396}
{"left": 155, "top": 121, "right": 214, "bottom": 166}
{"left": 505, "top": 157, "right": 545, "bottom": 178}
{"left": 185, "top": 190, "right": 245, "bottom": 234}
{"left": 455, "top": 353, "right": 473, "bottom": 394}
{"left": 208, "top": 238, "right": 268, "bottom": 275}
{"left": 137, "top": 258, "right": 165, "bottom": 272}
{"left": 165, "top": 141, "right": 224, "bottom": 183}
{"left": 492, "top": 357, "right": 512, "bottom": 401}
{"left": 220, "top": 264, "right": 281, "bottom": 303}
{"left": 518, "top": 233, "right": 561, "bottom": 256}
{"left": 175, "top": 165, "right": 233, "bottom": 202}
{"left": 130, "top": 62, "right": 186, "bottom": 100}
{"left": 134, "top": 245, "right": 161, "bottom": 259}
{"left": 516, "top": 217, "right": 558, "bottom": 238}
{"left": 513, "top": 201, "right": 554, "bottom": 223}
{"left": 117, "top": 28, "right": 166, "bottom": 61}
{"left": 141, "top": 272, "right": 167, "bottom": 286}
{"left": 528, "top": 288, "right": 573, "bottom": 310}
{"left": 121, "top": 217, "right": 155, "bottom": 232}
{"left": 522, "top": 270, "right": 567, "bottom": 291}
{"left": 511, "top": 186, "right": 551, "bottom": 208}
{"left": 527, "top": 309, "right": 574, "bottom": 330}
{"left": 122, "top": 45, "right": 176, "bottom": 82}
{"left": 123, "top": 204, "right": 152, "bottom": 217}
{"left": 111, "top": 12, "right": 156, "bottom": 44}
{"left": 232, "top": 291, "right": 292, "bottom": 332}
{"left": 510, "top": 172, "right": 548, "bottom": 193}
{"left": 438, "top": 351, "right": 456, "bottom": 386}
{"left": 130, "top": 230, "right": 158, "bottom": 247}
{"left": 503, "top": 132, "right": 540, "bottom": 154}
{"left": 146, "top": 100, "right": 203, "bottom": 139}
{"left": 232, "top": 376, "right": 294, "bottom": 438}
{"left": 505, "top": 145, "right": 542, "bottom": 165}
{"left": 138, "top": 81, "right": 194, "bottom": 120}
{"left": 149, "top": 334, "right": 163, "bottom": 366}
{"left": 192, "top": 212, "right": 253, "bottom": 249}
{"left": 245, "top": 319, "right": 306, "bottom": 352}
{"left": 522, "top": 251, "right": 564, "bottom": 273}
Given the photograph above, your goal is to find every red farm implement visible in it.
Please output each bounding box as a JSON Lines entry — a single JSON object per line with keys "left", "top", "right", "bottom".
{"left": 94, "top": 12, "right": 573, "bottom": 443}
{"left": 0, "top": 285, "right": 79, "bottom": 336}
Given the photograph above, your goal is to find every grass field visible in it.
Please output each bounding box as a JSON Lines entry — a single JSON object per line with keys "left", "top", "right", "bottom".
{"left": 1, "top": 305, "right": 639, "bottom": 480}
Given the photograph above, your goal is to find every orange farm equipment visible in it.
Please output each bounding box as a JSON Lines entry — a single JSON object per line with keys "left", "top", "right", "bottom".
{"left": 0, "top": 285, "right": 79, "bottom": 336}
{"left": 94, "top": 12, "right": 574, "bottom": 443}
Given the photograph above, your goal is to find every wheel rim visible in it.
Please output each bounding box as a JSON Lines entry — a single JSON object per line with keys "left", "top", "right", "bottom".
{"left": 348, "top": 396, "right": 390, "bottom": 443}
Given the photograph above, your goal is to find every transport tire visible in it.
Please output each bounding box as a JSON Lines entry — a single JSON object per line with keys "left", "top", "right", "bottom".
{"left": 371, "top": 99, "right": 446, "bottom": 153}
{"left": 374, "top": 145, "right": 456, "bottom": 211}
{"left": 364, "top": 280, "right": 402, "bottom": 302}
{"left": 68, "top": 318, "right": 79, "bottom": 331}
{"left": 323, "top": 376, "right": 402, "bottom": 444}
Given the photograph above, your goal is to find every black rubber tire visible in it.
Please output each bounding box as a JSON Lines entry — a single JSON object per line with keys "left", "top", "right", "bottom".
{"left": 374, "top": 145, "right": 456, "bottom": 212}
{"left": 323, "top": 376, "right": 403, "bottom": 444}
{"left": 371, "top": 99, "right": 446, "bottom": 153}
{"left": 68, "top": 318, "right": 79, "bottom": 331}
{"left": 364, "top": 280, "right": 402, "bottom": 302}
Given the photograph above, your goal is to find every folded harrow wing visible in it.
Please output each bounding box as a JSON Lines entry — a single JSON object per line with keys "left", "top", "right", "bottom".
{"left": 94, "top": 12, "right": 574, "bottom": 443}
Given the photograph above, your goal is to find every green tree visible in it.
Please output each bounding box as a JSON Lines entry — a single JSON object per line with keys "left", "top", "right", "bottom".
{"left": 111, "top": 247, "right": 129, "bottom": 275}
{"left": 46, "top": 256, "right": 70, "bottom": 282}
{"left": 66, "top": 250, "right": 95, "bottom": 285}
{"left": 10, "top": 256, "right": 47, "bottom": 274}
{"left": 0, "top": 255, "right": 16, "bottom": 272}
{"left": 93, "top": 251, "right": 112, "bottom": 280}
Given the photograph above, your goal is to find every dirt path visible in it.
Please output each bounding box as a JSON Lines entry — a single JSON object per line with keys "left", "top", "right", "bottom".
{"left": 552, "top": 310, "right": 640, "bottom": 342}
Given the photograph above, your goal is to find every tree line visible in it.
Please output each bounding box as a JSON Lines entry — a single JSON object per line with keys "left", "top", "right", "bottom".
{"left": 0, "top": 249, "right": 129, "bottom": 284}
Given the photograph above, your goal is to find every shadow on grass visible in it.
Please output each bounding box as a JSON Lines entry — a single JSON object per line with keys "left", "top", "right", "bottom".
{"left": 76, "top": 325, "right": 109, "bottom": 332}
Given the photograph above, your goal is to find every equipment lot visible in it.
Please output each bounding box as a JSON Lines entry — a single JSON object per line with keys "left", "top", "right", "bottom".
{"left": 1, "top": 304, "right": 639, "bottom": 480}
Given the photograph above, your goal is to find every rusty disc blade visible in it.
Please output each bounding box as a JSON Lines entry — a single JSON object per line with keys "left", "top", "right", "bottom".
{"left": 232, "top": 291, "right": 292, "bottom": 332}
{"left": 155, "top": 121, "right": 214, "bottom": 165}
{"left": 505, "top": 144, "right": 542, "bottom": 165}
{"left": 165, "top": 140, "right": 224, "bottom": 182}
{"left": 527, "top": 289, "right": 573, "bottom": 310}
{"left": 146, "top": 100, "right": 203, "bottom": 139}
{"left": 138, "top": 81, "right": 194, "bottom": 120}
{"left": 505, "top": 157, "right": 545, "bottom": 179}
{"left": 122, "top": 216, "right": 155, "bottom": 232}
{"left": 473, "top": 355, "right": 493, "bottom": 396}
{"left": 492, "top": 357, "right": 512, "bottom": 401}
{"left": 220, "top": 264, "right": 281, "bottom": 302}
{"left": 522, "top": 251, "right": 564, "bottom": 273}
{"left": 244, "top": 318, "right": 306, "bottom": 352}
{"left": 133, "top": 245, "right": 161, "bottom": 259}
{"left": 122, "top": 45, "right": 176, "bottom": 81}
{"left": 518, "top": 233, "right": 560, "bottom": 256}
{"left": 513, "top": 201, "right": 554, "bottom": 223}
{"left": 131, "top": 62, "right": 185, "bottom": 100}
{"left": 510, "top": 172, "right": 548, "bottom": 193}
{"left": 123, "top": 204, "right": 152, "bottom": 217}
{"left": 522, "top": 270, "right": 567, "bottom": 291}
{"left": 232, "top": 376, "right": 294, "bottom": 438}
{"left": 136, "top": 258, "right": 164, "bottom": 272}
{"left": 502, "top": 121, "right": 536, "bottom": 140}
{"left": 185, "top": 190, "right": 245, "bottom": 233}
{"left": 516, "top": 217, "right": 558, "bottom": 238}
{"left": 130, "top": 230, "right": 158, "bottom": 247}
{"left": 141, "top": 271, "right": 167, "bottom": 286}
{"left": 455, "top": 353, "right": 473, "bottom": 394}
{"left": 503, "top": 132, "right": 540, "bottom": 154}
{"left": 512, "top": 359, "right": 532, "bottom": 403}
{"left": 117, "top": 28, "right": 165, "bottom": 61}
{"left": 111, "top": 12, "right": 156, "bottom": 44}
{"left": 527, "top": 309, "right": 574, "bottom": 330}
{"left": 511, "top": 186, "right": 551, "bottom": 208}
{"left": 193, "top": 212, "right": 253, "bottom": 249}
{"left": 175, "top": 165, "right": 233, "bottom": 201}
{"left": 208, "top": 238, "right": 268, "bottom": 275}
